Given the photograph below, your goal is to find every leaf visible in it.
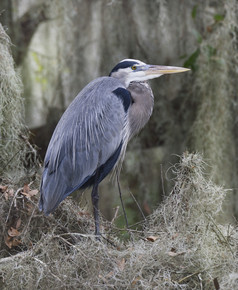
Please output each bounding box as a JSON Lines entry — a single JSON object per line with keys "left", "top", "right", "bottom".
{"left": 12, "top": 238, "right": 22, "bottom": 247}
{"left": 22, "top": 189, "right": 38, "bottom": 199}
{"left": 78, "top": 211, "right": 91, "bottom": 217}
{"left": 191, "top": 5, "right": 197, "bottom": 19}
{"left": 22, "top": 192, "right": 31, "bottom": 199}
{"left": 2, "top": 188, "right": 14, "bottom": 200}
{"left": 207, "top": 26, "right": 212, "bottom": 33}
{"left": 191, "top": 29, "right": 202, "bottom": 44}
{"left": 0, "top": 185, "right": 8, "bottom": 192}
{"left": 117, "top": 258, "right": 125, "bottom": 271}
{"left": 7, "top": 188, "right": 14, "bottom": 197}
{"left": 98, "top": 274, "right": 108, "bottom": 284}
{"left": 168, "top": 251, "right": 186, "bottom": 257}
{"left": 8, "top": 227, "right": 20, "bottom": 237}
{"left": 131, "top": 276, "right": 141, "bottom": 286}
{"left": 146, "top": 236, "right": 159, "bottom": 242}
{"left": 214, "top": 14, "right": 225, "bottom": 22}
{"left": 105, "top": 271, "right": 114, "bottom": 278}
{"left": 207, "top": 45, "right": 217, "bottom": 58}
{"left": 5, "top": 236, "right": 21, "bottom": 248}
{"left": 23, "top": 184, "right": 30, "bottom": 194}
{"left": 16, "top": 218, "right": 21, "bottom": 229}
{"left": 28, "top": 189, "right": 39, "bottom": 196}
{"left": 5, "top": 236, "right": 13, "bottom": 248}
{"left": 184, "top": 48, "right": 200, "bottom": 71}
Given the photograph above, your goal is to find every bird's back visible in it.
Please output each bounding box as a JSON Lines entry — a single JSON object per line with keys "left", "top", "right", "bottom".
{"left": 39, "top": 76, "right": 130, "bottom": 214}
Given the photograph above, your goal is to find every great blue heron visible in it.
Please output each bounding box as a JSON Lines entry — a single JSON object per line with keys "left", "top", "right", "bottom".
{"left": 39, "top": 59, "right": 189, "bottom": 236}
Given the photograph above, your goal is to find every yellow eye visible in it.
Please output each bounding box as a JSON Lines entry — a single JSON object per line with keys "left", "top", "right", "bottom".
{"left": 131, "top": 66, "right": 137, "bottom": 70}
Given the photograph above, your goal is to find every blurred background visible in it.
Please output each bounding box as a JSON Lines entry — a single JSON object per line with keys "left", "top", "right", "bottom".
{"left": 1, "top": 0, "right": 238, "bottom": 225}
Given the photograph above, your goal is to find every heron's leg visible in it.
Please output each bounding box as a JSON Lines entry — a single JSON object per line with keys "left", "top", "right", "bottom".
{"left": 91, "top": 179, "right": 100, "bottom": 237}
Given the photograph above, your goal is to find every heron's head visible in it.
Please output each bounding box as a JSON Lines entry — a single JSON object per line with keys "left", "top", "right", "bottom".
{"left": 109, "top": 59, "right": 190, "bottom": 87}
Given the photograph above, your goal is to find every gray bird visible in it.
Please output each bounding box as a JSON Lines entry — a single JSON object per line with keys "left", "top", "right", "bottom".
{"left": 39, "top": 59, "right": 189, "bottom": 236}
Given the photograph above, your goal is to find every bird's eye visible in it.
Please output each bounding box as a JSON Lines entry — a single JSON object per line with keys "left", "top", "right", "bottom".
{"left": 131, "top": 66, "right": 137, "bottom": 70}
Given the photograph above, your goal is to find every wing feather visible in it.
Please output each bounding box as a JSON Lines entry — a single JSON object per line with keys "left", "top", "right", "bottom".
{"left": 40, "top": 77, "right": 129, "bottom": 214}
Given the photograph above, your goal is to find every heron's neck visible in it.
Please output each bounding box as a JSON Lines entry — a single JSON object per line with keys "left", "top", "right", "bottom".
{"left": 127, "top": 81, "right": 154, "bottom": 139}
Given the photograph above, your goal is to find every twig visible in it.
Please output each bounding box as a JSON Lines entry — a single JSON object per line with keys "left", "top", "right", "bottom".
{"left": 101, "top": 235, "right": 118, "bottom": 248}
{"left": 1, "top": 148, "right": 22, "bottom": 172}
{"left": 110, "top": 227, "right": 145, "bottom": 234}
{"left": 160, "top": 163, "right": 166, "bottom": 197}
{"left": 21, "top": 205, "right": 37, "bottom": 236}
{"left": 53, "top": 236, "right": 88, "bottom": 257}
{"left": 5, "top": 187, "right": 23, "bottom": 223}
{"left": 205, "top": 213, "right": 235, "bottom": 258}
{"left": 0, "top": 251, "right": 31, "bottom": 264}
{"left": 177, "top": 264, "right": 223, "bottom": 284}
{"left": 178, "top": 269, "right": 206, "bottom": 284}
{"left": 19, "top": 134, "right": 37, "bottom": 154}
{"left": 111, "top": 206, "right": 119, "bottom": 225}
{"left": 33, "top": 257, "right": 63, "bottom": 282}
{"left": 129, "top": 190, "right": 146, "bottom": 221}
{"left": 57, "top": 232, "right": 117, "bottom": 248}
{"left": 128, "top": 219, "right": 146, "bottom": 228}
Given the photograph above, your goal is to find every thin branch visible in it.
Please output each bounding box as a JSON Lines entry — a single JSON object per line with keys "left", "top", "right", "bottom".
{"left": 116, "top": 171, "right": 129, "bottom": 230}
{"left": 33, "top": 257, "right": 63, "bottom": 282}
{"left": 177, "top": 269, "right": 205, "bottom": 284}
{"left": 0, "top": 251, "right": 31, "bottom": 264}
{"left": 111, "top": 206, "right": 119, "bottom": 225}
{"left": 5, "top": 187, "right": 23, "bottom": 223}
{"left": 204, "top": 213, "right": 235, "bottom": 258}
{"left": 129, "top": 190, "right": 146, "bottom": 221}
{"left": 21, "top": 205, "right": 36, "bottom": 236}
{"left": 177, "top": 264, "right": 223, "bottom": 284}
{"left": 160, "top": 163, "right": 166, "bottom": 197}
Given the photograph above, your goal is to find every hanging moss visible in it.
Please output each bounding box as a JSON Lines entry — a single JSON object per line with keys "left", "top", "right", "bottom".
{"left": 189, "top": 1, "right": 238, "bottom": 187}
{"left": 0, "top": 24, "right": 37, "bottom": 183}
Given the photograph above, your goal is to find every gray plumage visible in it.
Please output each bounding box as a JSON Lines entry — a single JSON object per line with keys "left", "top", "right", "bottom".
{"left": 39, "top": 58, "right": 189, "bottom": 236}
{"left": 40, "top": 77, "right": 127, "bottom": 214}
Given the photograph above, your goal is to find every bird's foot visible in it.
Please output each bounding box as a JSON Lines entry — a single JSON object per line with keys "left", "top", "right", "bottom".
{"left": 95, "top": 229, "right": 101, "bottom": 241}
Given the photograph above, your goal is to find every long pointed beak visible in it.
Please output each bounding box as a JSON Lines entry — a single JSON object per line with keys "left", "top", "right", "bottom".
{"left": 145, "top": 65, "right": 190, "bottom": 75}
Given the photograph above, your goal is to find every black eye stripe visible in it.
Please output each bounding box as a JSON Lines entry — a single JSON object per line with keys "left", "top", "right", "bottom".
{"left": 109, "top": 61, "right": 139, "bottom": 75}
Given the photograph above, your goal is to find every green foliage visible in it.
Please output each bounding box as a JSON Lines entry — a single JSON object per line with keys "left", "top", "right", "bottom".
{"left": 206, "top": 45, "right": 217, "bottom": 59}
{"left": 185, "top": 6, "right": 225, "bottom": 72}
{"left": 183, "top": 48, "right": 200, "bottom": 71}
{"left": 214, "top": 14, "right": 225, "bottom": 22}
{"left": 191, "top": 5, "right": 198, "bottom": 19}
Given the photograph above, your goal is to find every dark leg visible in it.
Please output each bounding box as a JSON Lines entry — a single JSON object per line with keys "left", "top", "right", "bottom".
{"left": 91, "top": 180, "right": 100, "bottom": 238}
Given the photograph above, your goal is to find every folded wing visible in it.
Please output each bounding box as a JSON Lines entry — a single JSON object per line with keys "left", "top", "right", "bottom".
{"left": 39, "top": 77, "right": 130, "bottom": 214}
